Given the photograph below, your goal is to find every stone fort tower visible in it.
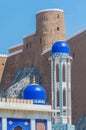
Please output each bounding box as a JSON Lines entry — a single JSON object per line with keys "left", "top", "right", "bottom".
{"left": 36, "top": 9, "right": 66, "bottom": 51}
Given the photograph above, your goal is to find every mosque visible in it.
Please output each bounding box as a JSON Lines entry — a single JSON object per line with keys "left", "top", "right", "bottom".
{"left": 1, "top": 9, "right": 86, "bottom": 127}
{"left": 1, "top": 7, "right": 86, "bottom": 130}
{"left": 0, "top": 40, "right": 75, "bottom": 130}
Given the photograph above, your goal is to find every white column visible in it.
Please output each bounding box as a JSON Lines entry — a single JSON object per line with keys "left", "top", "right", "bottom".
{"left": 68, "top": 61, "right": 71, "bottom": 124}
{"left": 31, "top": 119, "right": 35, "bottom": 130}
{"left": 54, "top": 59, "right": 58, "bottom": 124}
{"left": 47, "top": 118, "right": 52, "bottom": 130}
{"left": 54, "top": 59, "right": 57, "bottom": 108}
{"left": 2, "top": 117, "right": 7, "bottom": 130}
{"left": 51, "top": 59, "right": 54, "bottom": 108}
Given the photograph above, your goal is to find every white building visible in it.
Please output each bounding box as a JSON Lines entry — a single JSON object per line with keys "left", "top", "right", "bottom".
{"left": 0, "top": 81, "right": 52, "bottom": 130}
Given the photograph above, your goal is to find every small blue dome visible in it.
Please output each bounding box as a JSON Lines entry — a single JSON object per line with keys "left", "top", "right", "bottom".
{"left": 23, "top": 83, "right": 46, "bottom": 104}
{"left": 52, "top": 40, "right": 70, "bottom": 54}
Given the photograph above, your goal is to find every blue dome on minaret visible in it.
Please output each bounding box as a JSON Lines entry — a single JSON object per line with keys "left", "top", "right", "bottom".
{"left": 52, "top": 40, "right": 70, "bottom": 54}
{"left": 23, "top": 78, "right": 46, "bottom": 104}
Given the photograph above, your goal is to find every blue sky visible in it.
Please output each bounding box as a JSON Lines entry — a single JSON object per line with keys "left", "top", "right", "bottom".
{"left": 0, "top": 0, "right": 86, "bottom": 53}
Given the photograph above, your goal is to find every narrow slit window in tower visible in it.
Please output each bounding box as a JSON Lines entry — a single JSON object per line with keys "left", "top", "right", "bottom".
{"left": 26, "top": 43, "right": 28, "bottom": 48}
{"left": 40, "top": 38, "right": 42, "bottom": 44}
{"left": 29, "top": 42, "right": 31, "bottom": 48}
{"left": 57, "top": 27, "right": 59, "bottom": 31}
{"left": 57, "top": 14, "right": 59, "bottom": 18}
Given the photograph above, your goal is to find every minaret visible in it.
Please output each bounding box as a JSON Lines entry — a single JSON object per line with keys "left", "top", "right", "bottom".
{"left": 49, "top": 40, "right": 75, "bottom": 130}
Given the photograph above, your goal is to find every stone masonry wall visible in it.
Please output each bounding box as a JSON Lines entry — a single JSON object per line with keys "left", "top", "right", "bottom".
{"left": 68, "top": 30, "right": 86, "bottom": 124}
{"left": 0, "top": 56, "right": 7, "bottom": 82}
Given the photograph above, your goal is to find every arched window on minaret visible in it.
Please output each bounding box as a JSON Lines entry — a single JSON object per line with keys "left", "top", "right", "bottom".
{"left": 56, "top": 64, "right": 59, "bottom": 82}
{"left": 63, "top": 88, "right": 66, "bottom": 106}
{"left": 63, "top": 64, "right": 65, "bottom": 82}
{"left": 57, "top": 89, "right": 59, "bottom": 107}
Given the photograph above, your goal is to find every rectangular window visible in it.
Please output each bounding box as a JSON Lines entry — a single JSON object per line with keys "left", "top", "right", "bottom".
{"left": 57, "top": 27, "right": 59, "bottom": 31}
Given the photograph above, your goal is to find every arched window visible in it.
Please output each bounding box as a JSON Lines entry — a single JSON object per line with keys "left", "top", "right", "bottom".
{"left": 56, "top": 64, "right": 59, "bottom": 82}
{"left": 63, "top": 64, "right": 65, "bottom": 82}
{"left": 36, "top": 120, "right": 45, "bottom": 130}
{"left": 63, "top": 88, "right": 66, "bottom": 106}
{"left": 14, "top": 126, "right": 22, "bottom": 130}
{"left": 57, "top": 89, "right": 59, "bottom": 107}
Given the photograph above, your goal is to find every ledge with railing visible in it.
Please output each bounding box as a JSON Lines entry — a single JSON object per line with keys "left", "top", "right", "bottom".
{"left": 0, "top": 98, "right": 33, "bottom": 104}
{"left": 0, "top": 98, "right": 51, "bottom": 113}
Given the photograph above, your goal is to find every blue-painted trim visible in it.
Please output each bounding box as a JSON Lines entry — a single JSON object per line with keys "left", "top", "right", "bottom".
{"left": 0, "top": 118, "right": 2, "bottom": 130}
{"left": 52, "top": 52, "right": 70, "bottom": 58}
{"left": 52, "top": 124, "right": 75, "bottom": 130}
{"left": 33, "top": 99, "right": 45, "bottom": 105}
{"left": 7, "top": 118, "right": 30, "bottom": 130}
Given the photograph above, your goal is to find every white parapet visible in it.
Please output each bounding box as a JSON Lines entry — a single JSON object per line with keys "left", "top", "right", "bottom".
{"left": 0, "top": 54, "right": 7, "bottom": 57}
{"left": 9, "top": 43, "right": 23, "bottom": 50}
{"left": 41, "top": 47, "right": 51, "bottom": 55}
{"left": 37, "top": 8, "right": 64, "bottom": 14}
{"left": 0, "top": 98, "right": 52, "bottom": 113}
{"left": 8, "top": 49, "right": 23, "bottom": 57}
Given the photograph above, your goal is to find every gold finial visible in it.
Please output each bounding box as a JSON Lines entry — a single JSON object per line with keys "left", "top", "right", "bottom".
{"left": 59, "top": 35, "right": 63, "bottom": 41}
{"left": 32, "top": 76, "right": 36, "bottom": 84}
